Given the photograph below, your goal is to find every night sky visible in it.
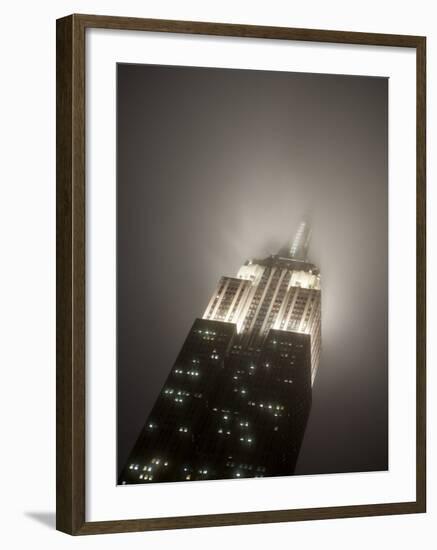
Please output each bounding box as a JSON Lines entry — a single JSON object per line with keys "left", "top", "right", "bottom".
{"left": 117, "top": 63, "right": 388, "bottom": 478}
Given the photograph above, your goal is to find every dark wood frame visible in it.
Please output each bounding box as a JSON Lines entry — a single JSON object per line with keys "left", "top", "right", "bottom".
{"left": 56, "top": 13, "right": 426, "bottom": 535}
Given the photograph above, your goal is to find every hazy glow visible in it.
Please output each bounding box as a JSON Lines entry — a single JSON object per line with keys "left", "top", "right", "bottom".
{"left": 118, "top": 64, "right": 388, "bottom": 477}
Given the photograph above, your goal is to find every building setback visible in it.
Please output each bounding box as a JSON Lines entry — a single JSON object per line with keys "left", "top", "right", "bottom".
{"left": 119, "top": 222, "right": 321, "bottom": 484}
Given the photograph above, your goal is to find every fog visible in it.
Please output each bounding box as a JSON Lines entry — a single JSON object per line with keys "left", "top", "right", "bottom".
{"left": 117, "top": 63, "right": 388, "bottom": 476}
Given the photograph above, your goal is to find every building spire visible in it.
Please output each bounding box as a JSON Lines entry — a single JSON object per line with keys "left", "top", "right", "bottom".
{"left": 289, "top": 221, "right": 311, "bottom": 261}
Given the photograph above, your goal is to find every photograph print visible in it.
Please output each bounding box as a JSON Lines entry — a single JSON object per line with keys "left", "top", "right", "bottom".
{"left": 117, "top": 63, "right": 388, "bottom": 485}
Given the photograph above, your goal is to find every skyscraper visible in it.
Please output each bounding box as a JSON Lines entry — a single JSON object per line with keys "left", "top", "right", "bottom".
{"left": 119, "top": 222, "right": 321, "bottom": 484}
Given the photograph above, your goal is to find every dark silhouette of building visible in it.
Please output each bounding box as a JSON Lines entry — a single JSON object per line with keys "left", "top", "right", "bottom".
{"left": 119, "top": 222, "right": 321, "bottom": 484}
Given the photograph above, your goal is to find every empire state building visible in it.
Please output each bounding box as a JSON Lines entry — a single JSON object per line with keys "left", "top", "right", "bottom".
{"left": 119, "top": 222, "right": 321, "bottom": 484}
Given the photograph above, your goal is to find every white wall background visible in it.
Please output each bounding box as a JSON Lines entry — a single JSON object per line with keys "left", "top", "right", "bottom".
{"left": 0, "top": 0, "right": 435, "bottom": 547}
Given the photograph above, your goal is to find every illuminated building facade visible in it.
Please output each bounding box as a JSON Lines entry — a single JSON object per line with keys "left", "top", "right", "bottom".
{"left": 119, "top": 222, "right": 321, "bottom": 484}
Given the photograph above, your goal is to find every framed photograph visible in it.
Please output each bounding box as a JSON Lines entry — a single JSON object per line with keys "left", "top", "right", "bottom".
{"left": 56, "top": 14, "right": 426, "bottom": 535}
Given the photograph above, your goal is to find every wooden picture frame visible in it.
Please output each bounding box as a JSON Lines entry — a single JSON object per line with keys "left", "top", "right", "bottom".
{"left": 56, "top": 13, "right": 426, "bottom": 535}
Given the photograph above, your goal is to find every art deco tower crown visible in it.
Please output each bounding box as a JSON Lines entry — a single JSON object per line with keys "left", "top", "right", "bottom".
{"left": 203, "top": 222, "right": 321, "bottom": 383}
